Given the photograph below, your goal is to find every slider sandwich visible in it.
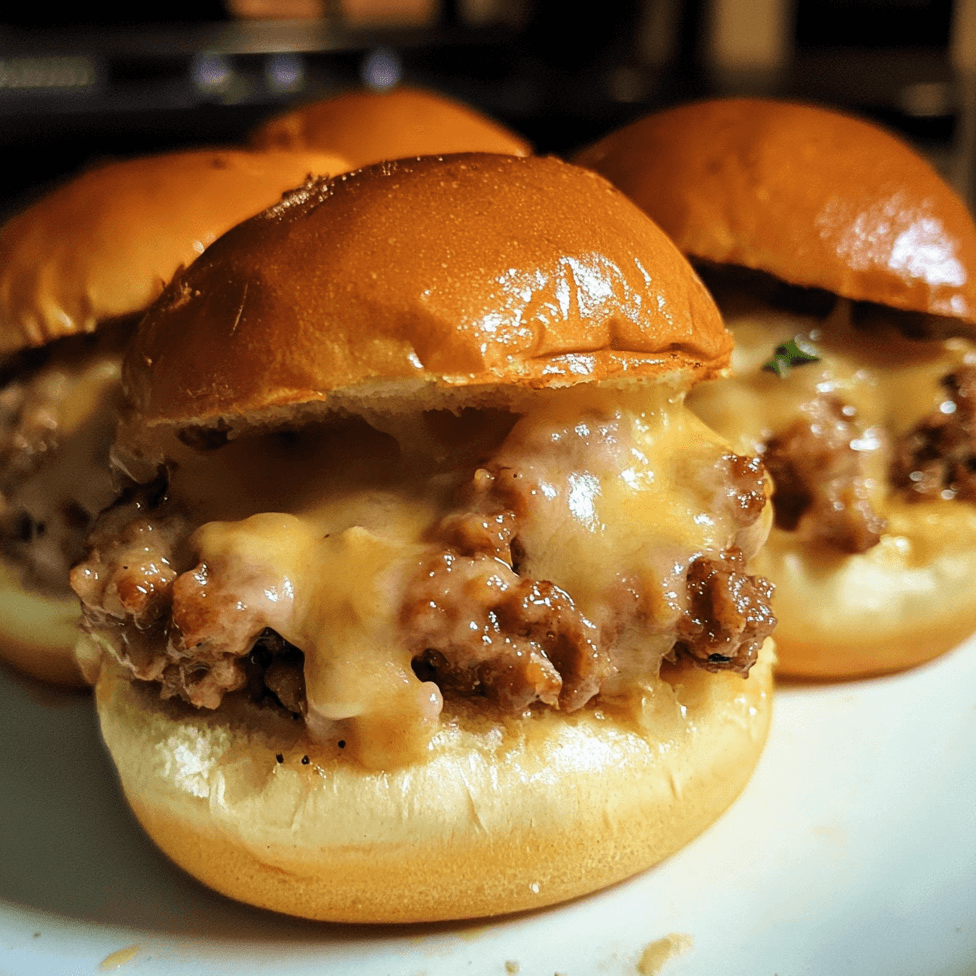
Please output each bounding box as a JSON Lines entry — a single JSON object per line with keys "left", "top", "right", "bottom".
{"left": 575, "top": 97, "right": 976, "bottom": 679}
{"left": 250, "top": 85, "right": 532, "bottom": 167}
{"left": 0, "top": 147, "right": 349, "bottom": 684}
{"left": 72, "top": 154, "right": 777, "bottom": 922}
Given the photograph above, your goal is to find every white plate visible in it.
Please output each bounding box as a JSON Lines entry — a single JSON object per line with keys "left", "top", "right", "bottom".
{"left": 1, "top": 636, "right": 974, "bottom": 976}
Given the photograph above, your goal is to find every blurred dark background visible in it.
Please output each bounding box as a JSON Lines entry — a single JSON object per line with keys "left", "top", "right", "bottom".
{"left": 1, "top": 0, "right": 973, "bottom": 211}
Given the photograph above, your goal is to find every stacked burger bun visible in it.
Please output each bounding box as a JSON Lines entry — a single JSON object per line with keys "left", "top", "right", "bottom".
{"left": 575, "top": 98, "right": 976, "bottom": 679}
{"left": 0, "top": 147, "right": 350, "bottom": 685}
{"left": 250, "top": 86, "right": 532, "bottom": 167}
{"left": 71, "top": 153, "right": 777, "bottom": 922}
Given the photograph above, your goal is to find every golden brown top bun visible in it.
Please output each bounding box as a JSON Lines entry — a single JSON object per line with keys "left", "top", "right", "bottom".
{"left": 574, "top": 98, "right": 976, "bottom": 326}
{"left": 250, "top": 86, "right": 532, "bottom": 167}
{"left": 0, "top": 147, "right": 352, "bottom": 355}
{"left": 122, "top": 153, "right": 730, "bottom": 437}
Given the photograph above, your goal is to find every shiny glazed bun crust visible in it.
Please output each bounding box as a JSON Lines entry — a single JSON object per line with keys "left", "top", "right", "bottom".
{"left": 0, "top": 148, "right": 351, "bottom": 355}
{"left": 249, "top": 86, "right": 532, "bottom": 168}
{"left": 574, "top": 98, "right": 976, "bottom": 326}
{"left": 94, "top": 641, "right": 773, "bottom": 923}
{"left": 122, "top": 153, "right": 731, "bottom": 441}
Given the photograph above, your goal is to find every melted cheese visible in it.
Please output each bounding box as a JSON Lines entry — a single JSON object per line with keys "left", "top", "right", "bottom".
{"left": 2, "top": 345, "right": 123, "bottom": 594}
{"left": 488, "top": 388, "right": 764, "bottom": 639}
{"left": 191, "top": 514, "right": 442, "bottom": 767}
{"left": 165, "top": 385, "right": 761, "bottom": 768}
{"left": 688, "top": 299, "right": 975, "bottom": 499}
{"left": 14, "top": 352, "right": 123, "bottom": 515}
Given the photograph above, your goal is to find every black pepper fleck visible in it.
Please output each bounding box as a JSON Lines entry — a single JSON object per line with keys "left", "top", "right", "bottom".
{"left": 275, "top": 753, "right": 284, "bottom": 764}
{"left": 337, "top": 740, "right": 346, "bottom": 749}
{"left": 301, "top": 755, "right": 310, "bottom": 765}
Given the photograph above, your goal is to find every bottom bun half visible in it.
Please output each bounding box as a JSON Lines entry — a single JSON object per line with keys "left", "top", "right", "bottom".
{"left": 0, "top": 561, "right": 86, "bottom": 686}
{"left": 754, "top": 503, "right": 976, "bottom": 679}
{"left": 93, "top": 639, "right": 774, "bottom": 924}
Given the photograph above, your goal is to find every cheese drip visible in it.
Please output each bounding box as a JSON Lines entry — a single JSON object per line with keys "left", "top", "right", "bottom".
{"left": 152, "top": 385, "right": 765, "bottom": 768}
{"left": 190, "top": 514, "right": 442, "bottom": 767}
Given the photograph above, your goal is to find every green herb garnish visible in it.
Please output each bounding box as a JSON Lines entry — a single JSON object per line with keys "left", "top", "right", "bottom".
{"left": 762, "top": 337, "right": 820, "bottom": 377}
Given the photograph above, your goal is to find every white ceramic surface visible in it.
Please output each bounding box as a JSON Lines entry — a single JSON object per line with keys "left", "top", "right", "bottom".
{"left": 1, "top": 634, "right": 974, "bottom": 976}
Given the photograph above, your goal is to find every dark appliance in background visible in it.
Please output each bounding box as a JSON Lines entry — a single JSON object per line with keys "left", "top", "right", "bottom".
{"left": 789, "top": 0, "right": 965, "bottom": 177}
{"left": 0, "top": 0, "right": 972, "bottom": 213}
{"left": 792, "top": 0, "right": 956, "bottom": 138}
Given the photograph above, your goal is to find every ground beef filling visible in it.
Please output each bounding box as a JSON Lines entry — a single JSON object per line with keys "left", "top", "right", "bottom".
{"left": 0, "top": 325, "right": 127, "bottom": 593}
{"left": 674, "top": 548, "right": 776, "bottom": 672}
{"left": 73, "top": 448, "right": 775, "bottom": 723}
{"left": 405, "top": 506, "right": 608, "bottom": 714}
{"left": 762, "top": 367, "right": 976, "bottom": 553}
{"left": 762, "top": 394, "right": 887, "bottom": 555}
{"left": 695, "top": 268, "right": 976, "bottom": 554}
{"left": 891, "top": 366, "right": 976, "bottom": 502}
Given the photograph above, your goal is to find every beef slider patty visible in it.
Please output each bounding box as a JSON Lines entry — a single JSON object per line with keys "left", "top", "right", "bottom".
{"left": 0, "top": 146, "right": 350, "bottom": 685}
{"left": 72, "top": 153, "right": 776, "bottom": 923}
{"left": 575, "top": 97, "right": 976, "bottom": 679}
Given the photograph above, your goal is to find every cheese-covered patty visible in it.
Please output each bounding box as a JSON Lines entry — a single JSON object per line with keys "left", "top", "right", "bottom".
{"left": 684, "top": 271, "right": 976, "bottom": 676}
{"left": 0, "top": 326, "right": 125, "bottom": 594}
{"left": 689, "top": 273, "right": 976, "bottom": 550}
{"left": 73, "top": 384, "right": 774, "bottom": 769}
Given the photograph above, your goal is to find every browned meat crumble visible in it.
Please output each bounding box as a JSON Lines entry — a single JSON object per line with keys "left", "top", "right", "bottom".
{"left": 891, "top": 366, "right": 976, "bottom": 503}
{"left": 72, "top": 443, "right": 775, "bottom": 722}
{"left": 762, "top": 394, "right": 887, "bottom": 554}
{"left": 674, "top": 548, "right": 775, "bottom": 673}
